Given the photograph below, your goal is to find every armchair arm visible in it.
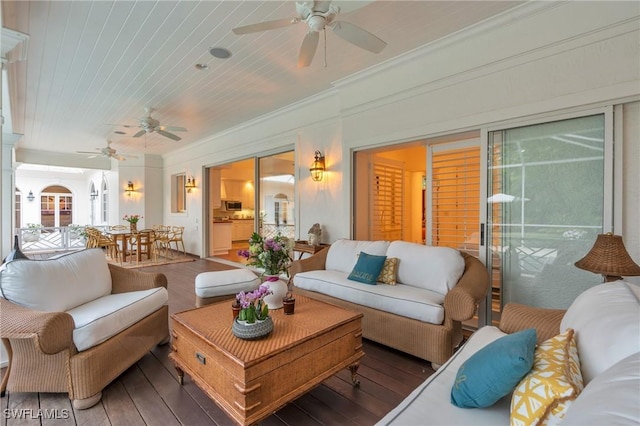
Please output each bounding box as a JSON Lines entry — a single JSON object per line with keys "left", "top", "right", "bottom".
{"left": 109, "top": 264, "right": 168, "bottom": 294}
{"left": 0, "top": 298, "right": 74, "bottom": 354}
{"left": 499, "top": 303, "right": 565, "bottom": 344}
{"left": 289, "top": 247, "right": 329, "bottom": 279}
{"left": 444, "top": 252, "right": 490, "bottom": 321}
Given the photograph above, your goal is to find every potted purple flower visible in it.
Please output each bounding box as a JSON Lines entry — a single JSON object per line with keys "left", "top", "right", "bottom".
{"left": 232, "top": 284, "right": 274, "bottom": 340}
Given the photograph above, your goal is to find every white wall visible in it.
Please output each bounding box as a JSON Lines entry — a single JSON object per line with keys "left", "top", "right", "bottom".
{"left": 163, "top": 2, "right": 640, "bottom": 259}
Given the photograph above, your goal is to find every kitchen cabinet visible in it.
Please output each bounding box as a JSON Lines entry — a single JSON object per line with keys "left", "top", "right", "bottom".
{"left": 210, "top": 169, "right": 222, "bottom": 209}
{"left": 232, "top": 220, "right": 254, "bottom": 241}
{"left": 210, "top": 222, "right": 232, "bottom": 255}
{"left": 223, "top": 179, "right": 255, "bottom": 209}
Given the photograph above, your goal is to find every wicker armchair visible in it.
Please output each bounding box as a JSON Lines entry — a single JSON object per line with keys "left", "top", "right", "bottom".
{"left": 0, "top": 255, "right": 169, "bottom": 409}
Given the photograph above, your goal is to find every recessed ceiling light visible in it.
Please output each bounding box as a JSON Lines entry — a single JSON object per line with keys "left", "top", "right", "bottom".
{"left": 114, "top": 130, "right": 126, "bottom": 135}
{"left": 209, "top": 47, "right": 232, "bottom": 59}
{"left": 195, "top": 63, "right": 209, "bottom": 70}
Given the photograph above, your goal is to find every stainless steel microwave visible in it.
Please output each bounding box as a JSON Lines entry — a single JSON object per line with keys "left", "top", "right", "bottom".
{"left": 223, "top": 200, "right": 242, "bottom": 211}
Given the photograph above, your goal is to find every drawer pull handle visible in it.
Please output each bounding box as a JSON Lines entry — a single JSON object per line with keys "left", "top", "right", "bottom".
{"left": 196, "top": 352, "right": 206, "bottom": 365}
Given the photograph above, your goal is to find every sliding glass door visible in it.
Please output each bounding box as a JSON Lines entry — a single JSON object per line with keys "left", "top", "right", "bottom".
{"left": 486, "top": 113, "right": 610, "bottom": 315}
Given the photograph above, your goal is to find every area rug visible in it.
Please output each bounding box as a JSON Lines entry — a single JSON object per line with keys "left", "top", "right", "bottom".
{"left": 107, "top": 255, "right": 195, "bottom": 269}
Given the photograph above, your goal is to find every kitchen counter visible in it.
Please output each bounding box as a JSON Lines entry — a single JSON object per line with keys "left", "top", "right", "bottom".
{"left": 212, "top": 220, "right": 233, "bottom": 223}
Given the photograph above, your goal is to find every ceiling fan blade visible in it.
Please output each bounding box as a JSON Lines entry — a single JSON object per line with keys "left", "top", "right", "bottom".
{"left": 232, "top": 17, "right": 297, "bottom": 35}
{"left": 157, "top": 130, "right": 182, "bottom": 141}
{"left": 298, "top": 31, "right": 320, "bottom": 68}
{"left": 330, "top": 20, "right": 386, "bottom": 53}
{"left": 159, "top": 126, "right": 187, "bottom": 132}
{"left": 133, "top": 129, "right": 146, "bottom": 138}
{"left": 121, "top": 154, "right": 139, "bottom": 160}
{"left": 76, "top": 151, "right": 99, "bottom": 157}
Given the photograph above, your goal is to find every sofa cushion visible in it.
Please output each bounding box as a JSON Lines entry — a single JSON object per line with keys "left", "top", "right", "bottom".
{"left": 378, "top": 257, "right": 399, "bottom": 285}
{"left": 295, "top": 269, "right": 445, "bottom": 324}
{"left": 348, "top": 252, "right": 387, "bottom": 285}
{"left": 195, "top": 269, "right": 261, "bottom": 298}
{"left": 0, "top": 248, "right": 112, "bottom": 312}
{"left": 325, "top": 240, "right": 390, "bottom": 274}
{"left": 386, "top": 241, "right": 464, "bottom": 295}
{"left": 377, "top": 326, "right": 513, "bottom": 425}
{"left": 67, "top": 287, "right": 168, "bottom": 351}
{"left": 451, "top": 328, "right": 536, "bottom": 408}
{"left": 510, "top": 328, "right": 583, "bottom": 426}
{"left": 560, "top": 281, "right": 640, "bottom": 384}
{"left": 561, "top": 352, "right": 640, "bottom": 425}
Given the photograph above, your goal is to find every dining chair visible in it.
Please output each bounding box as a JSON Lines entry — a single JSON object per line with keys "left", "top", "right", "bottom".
{"left": 129, "top": 229, "right": 157, "bottom": 265}
{"left": 86, "top": 227, "right": 121, "bottom": 263}
{"left": 153, "top": 225, "right": 172, "bottom": 259}
{"left": 169, "top": 226, "right": 186, "bottom": 256}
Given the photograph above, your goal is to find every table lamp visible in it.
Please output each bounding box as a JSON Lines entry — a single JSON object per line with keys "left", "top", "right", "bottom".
{"left": 575, "top": 232, "right": 640, "bottom": 282}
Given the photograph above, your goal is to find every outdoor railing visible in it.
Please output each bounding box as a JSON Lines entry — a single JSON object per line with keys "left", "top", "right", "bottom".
{"left": 16, "top": 225, "right": 108, "bottom": 254}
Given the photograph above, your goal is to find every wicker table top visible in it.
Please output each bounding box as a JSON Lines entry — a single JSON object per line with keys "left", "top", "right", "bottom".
{"left": 171, "top": 295, "right": 362, "bottom": 366}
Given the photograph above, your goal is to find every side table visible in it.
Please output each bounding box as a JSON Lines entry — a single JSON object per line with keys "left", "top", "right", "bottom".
{"left": 293, "top": 240, "right": 330, "bottom": 259}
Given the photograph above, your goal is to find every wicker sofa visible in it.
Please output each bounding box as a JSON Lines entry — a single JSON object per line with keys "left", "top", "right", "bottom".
{"left": 290, "top": 239, "right": 490, "bottom": 367}
{"left": 378, "top": 281, "right": 640, "bottom": 425}
{"left": 0, "top": 249, "right": 169, "bottom": 409}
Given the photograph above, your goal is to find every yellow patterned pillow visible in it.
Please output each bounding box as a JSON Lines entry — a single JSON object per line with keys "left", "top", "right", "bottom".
{"left": 377, "top": 257, "right": 398, "bottom": 285}
{"left": 510, "top": 328, "right": 583, "bottom": 426}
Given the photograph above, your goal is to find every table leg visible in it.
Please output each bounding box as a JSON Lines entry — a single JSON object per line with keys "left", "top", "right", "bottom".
{"left": 348, "top": 363, "right": 360, "bottom": 387}
{"left": 175, "top": 365, "right": 184, "bottom": 385}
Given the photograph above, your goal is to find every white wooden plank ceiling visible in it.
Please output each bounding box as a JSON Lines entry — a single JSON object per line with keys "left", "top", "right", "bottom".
{"left": 1, "top": 1, "right": 521, "bottom": 160}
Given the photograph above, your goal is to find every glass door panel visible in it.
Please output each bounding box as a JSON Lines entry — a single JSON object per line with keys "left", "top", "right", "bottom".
{"left": 487, "top": 114, "right": 606, "bottom": 315}
{"left": 259, "top": 151, "right": 295, "bottom": 240}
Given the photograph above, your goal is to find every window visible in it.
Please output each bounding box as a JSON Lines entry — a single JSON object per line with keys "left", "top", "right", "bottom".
{"left": 101, "top": 178, "right": 109, "bottom": 223}
{"left": 15, "top": 188, "right": 21, "bottom": 229}
{"left": 171, "top": 173, "right": 187, "bottom": 213}
{"left": 486, "top": 113, "right": 608, "bottom": 314}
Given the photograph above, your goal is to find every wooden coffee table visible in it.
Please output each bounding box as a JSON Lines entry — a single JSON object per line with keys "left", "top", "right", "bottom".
{"left": 169, "top": 295, "right": 364, "bottom": 425}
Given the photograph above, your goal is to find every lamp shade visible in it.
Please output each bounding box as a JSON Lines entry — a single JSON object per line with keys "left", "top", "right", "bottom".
{"left": 575, "top": 233, "right": 640, "bottom": 281}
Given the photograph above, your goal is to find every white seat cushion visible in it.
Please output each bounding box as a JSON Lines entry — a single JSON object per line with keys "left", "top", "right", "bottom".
{"left": 0, "top": 248, "right": 111, "bottom": 312}
{"left": 561, "top": 352, "right": 640, "bottom": 425}
{"left": 325, "top": 240, "right": 390, "bottom": 274}
{"left": 195, "top": 269, "right": 260, "bottom": 298}
{"left": 377, "top": 326, "right": 512, "bottom": 425}
{"left": 387, "top": 241, "right": 465, "bottom": 296}
{"left": 67, "top": 287, "right": 168, "bottom": 351}
{"left": 560, "top": 281, "right": 640, "bottom": 384}
{"left": 294, "top": 270, "right": 445, "bottom": 324}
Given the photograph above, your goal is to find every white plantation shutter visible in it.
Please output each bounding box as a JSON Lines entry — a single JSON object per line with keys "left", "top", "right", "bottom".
{"left": 429, "top": 144, "right": 480, "bottom": 257}
{"left": 370, "top": 159, "right": 404, "bottom": 241}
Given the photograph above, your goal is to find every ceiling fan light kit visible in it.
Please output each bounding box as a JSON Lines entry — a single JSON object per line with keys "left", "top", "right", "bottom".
{"left": 231, "top": 1, "right": 386, "bottom": 68}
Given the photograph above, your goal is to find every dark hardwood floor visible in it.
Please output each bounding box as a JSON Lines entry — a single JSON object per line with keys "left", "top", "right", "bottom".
{"left": 1, "top": 256, "right": 434, "bottom": 426}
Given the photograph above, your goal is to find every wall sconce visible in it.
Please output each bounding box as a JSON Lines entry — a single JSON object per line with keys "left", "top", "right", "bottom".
{"left": 125, "top": 181, "right": 135, "bottom": 197}
{"left": 575, "top": 232, "right": 640, "bottom": 282}
{"left": 90, "top": 188, "right": 99, "bottom": 200}
{"left": 26, "top": 191, "right": 35, "bottom": 202}
{"left": 310, "top": 150, "right": 325, "bottom": 182}
{"left": 185, "top": 177, "right": 196, "bottom": 193}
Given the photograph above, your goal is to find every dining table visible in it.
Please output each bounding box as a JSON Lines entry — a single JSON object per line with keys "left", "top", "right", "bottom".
{"left": 106, "top": 229, "right": 145, "bottom": 263}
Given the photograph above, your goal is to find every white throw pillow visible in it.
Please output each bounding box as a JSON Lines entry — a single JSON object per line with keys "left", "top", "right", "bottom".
{"left": 386, "top": 241, "right": 464, "bottom": 295}
{"left": 561, "top": 352, "right": 640, "bottom": 425}
{"left": 560, "top": 281, "right": 640, "bottom": 384}
{"left": 0, "top": 248, "right": 112, "bottom": 312}
{"left": 325, "top": 239, "right": 390, "bottom": 274}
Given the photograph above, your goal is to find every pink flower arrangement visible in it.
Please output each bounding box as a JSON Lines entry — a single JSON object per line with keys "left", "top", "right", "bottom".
{"left": 122, "top": 214, "right": 142, "bottom": 224}
{"left": 235, "top": 284, "right": 272, "bottom": 323}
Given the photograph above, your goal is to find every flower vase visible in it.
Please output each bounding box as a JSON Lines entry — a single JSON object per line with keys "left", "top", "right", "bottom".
{"left": 130, "top": 222, "right": 137, "bottom": 232}
{"left": 262, "top": 275, "right": 288, "bottom": 309}
{"left": 232, "top": 316, "right": 274, "bottom": 340}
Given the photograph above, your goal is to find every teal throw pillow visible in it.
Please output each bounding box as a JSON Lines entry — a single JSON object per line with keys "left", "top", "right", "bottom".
{"left": 348, "top": 252, "right": 387, "bottom": 285}
{"left": 451, "top": 328, "right": 537, "bottom": 408}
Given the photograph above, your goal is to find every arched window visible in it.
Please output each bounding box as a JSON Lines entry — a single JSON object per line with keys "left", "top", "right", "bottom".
{"left": 101, "top": 178, "right": 109, "bottom": 223}
{"left": 40, "top": 185, "right": 73, "bottom": 227}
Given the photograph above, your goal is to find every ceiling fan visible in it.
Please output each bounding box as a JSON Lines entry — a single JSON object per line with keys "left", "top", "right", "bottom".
{"left": 232, "top": 1, "right": 386, "bottom": 67}
{"left": 77, "top": 140, "right": 137, "bottom": 161}
{"left": 112, "top": 107, "right": 187, "bottom": 141}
